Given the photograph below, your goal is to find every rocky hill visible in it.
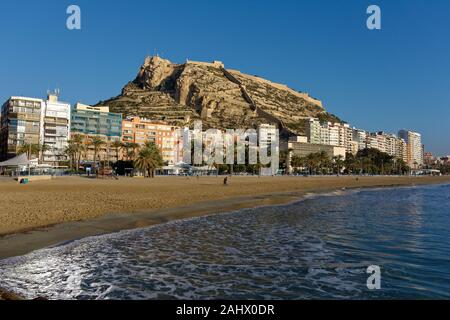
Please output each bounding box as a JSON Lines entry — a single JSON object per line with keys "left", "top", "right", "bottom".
{"left": 96, "top": 56, "right": 340, "bottom": 136}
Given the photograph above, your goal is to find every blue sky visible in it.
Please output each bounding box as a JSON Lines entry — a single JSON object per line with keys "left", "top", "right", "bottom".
{"left": 1, "top": 0, "right": 449, "bottom": 154}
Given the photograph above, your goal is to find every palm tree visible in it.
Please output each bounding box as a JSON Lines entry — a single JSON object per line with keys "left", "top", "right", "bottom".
{"left": 333, "top": 155, "right": 345, "bottom": 175}
{"left": 17, "top": 143, "right": 40, "bottom": 160}
{"left": 71, "top": 134, "right": 85, "bottom": 172}
{"left": 39, "top": 144, "right": 51, "bottom": 164}
{"left": 306, "top": 153, "right": 317, "bottom": 174}
{"left": 290, "top": 155, "right": 305, "bottom": 173}
{"left": 124, "top": 142, "right": 140, "bottom": 161}
{"left": 88, "top": 136, "right": 106, "bottom": 173}
{"left": 134, "top": 142, "right": 164, "bottom": 178}
{"left": 64, "top": 143, "right": 77, "bottom": 170}
{"left": 111, "top": 140, "right": 123, "bottom": 163}
{"left": 317, "top": 151, "right": 331, "bottom": 174}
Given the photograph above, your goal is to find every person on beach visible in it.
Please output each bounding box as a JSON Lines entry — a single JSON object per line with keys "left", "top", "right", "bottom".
{"left": 224, "top": 176, "right": 228, "bottom": 186}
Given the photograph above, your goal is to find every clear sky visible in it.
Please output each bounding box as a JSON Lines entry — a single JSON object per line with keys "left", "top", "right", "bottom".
{"left": 1, "top": 0, "right": 449, "bottom": 155}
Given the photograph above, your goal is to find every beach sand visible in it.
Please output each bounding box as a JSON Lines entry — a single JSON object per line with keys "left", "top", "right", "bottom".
{"left": 0, "top": 175, "right": 450, "bottom": 261}
{"left": 1, "top": 175, "right": 450, "bottom": 300}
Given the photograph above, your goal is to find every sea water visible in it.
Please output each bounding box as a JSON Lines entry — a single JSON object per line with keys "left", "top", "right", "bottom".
{"left": 1, "top": 184, "right": 449, "bottom": 300}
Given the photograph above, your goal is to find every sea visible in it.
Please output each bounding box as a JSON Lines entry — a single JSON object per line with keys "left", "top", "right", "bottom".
{"left": 1, "top": 183, "right": 449, "bottom": 300}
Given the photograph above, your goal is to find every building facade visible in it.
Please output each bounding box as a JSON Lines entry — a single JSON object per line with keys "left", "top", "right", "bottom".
{"left": 40, "top": 93, "right": 71, "bottom": 165}
{"left": 306, "top": 118, "right": 354, "bottom": 153}
{"left": 122, "top": 117, "right": 180, "bottom": 165}
{"left": 286, "top": 141, "right": 346, "bottom": 160}
{"left": 398, "top": 130, "right": 423, "bottom": 168}
{"left": 352, "top": 129, "right": 368, "bottom": 151}
{"left": 0, "top": 97, "right": 43, "bottom": 161}
{"left": 71, "top": 103, "right": 122, "bottom": 163}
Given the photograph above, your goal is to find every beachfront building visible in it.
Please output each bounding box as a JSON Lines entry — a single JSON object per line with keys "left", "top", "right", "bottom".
{"left": 285, "top": 140, "right": 346, "bottom": 160}
{"left": 0, "top": 96, "right": 43, "bottom": 161}
{"left": 382, "top": 132, "right": 408, "bottom": 162}
{"left": 351, "top": 129, "right": 407, "bottom": 162}
{"left": 258, "top": 124, "right": 278, "bottom": 148}
{"left": 306, "top": 118, "right": 353, "bottom": 152}
{"left": 71, "top": 103, "right": 122, "bottom": 163}
{"left": 40, "top": 93, "right": 71, "bottom": 165}
{"left": 122, "top": 116, "right": 180, "bottom": 165}
{"left": 306, "top": 118, "right": 321, "bottom": 144}
{"left": 398, "top": 130, "right": 423, "bottom": 169}
{"left": 352, "top": 128, "right": 368, "bottom": 151}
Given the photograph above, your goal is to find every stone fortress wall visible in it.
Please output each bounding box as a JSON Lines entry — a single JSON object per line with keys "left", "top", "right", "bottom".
{"left": 185, "top": 59, "right": 323, "bottom": 109}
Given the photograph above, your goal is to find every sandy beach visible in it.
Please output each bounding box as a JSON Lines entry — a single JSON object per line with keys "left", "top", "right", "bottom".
{"left": 1, "top": 175, "right": 450, "bottom": 300}
{"left": 0, "top": 175, "right": 449, "bottom": 260}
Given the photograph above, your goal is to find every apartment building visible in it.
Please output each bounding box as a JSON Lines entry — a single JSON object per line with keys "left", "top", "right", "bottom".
{"left": 398, "top": 130, "right": 423, "bottom": 168}
{"left": 258, "top": 124, "right": 278, "bottom": 148}
{"left": 306, "top": 118, "right": 321, "bottom": 144}
{"left": 0, "top": 96, "right": 43, "bottom": 161}
{"left": 71, "top": 103, "right": 122, "bottom": 162}
{"left": 352, "top": 129, "right": 368, "bottom": 151}
{"left": 307, "top": 118, "right": 353, "bottom": 152}
{"left": 287, "top": 141, "right": 346, "bottom": 160}
{"left": 40, "top": 93, "right": 71, "bottom": 165}
{"left": 122, "top": 117, "right": 180, "bottom": 165}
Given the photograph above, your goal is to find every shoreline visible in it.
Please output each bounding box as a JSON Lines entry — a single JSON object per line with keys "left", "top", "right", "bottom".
{"left": 1, "top": 178, "right": 450, "bottom": 301}
{"left": 1, "top": 176, "right": 449, "bottom": 261}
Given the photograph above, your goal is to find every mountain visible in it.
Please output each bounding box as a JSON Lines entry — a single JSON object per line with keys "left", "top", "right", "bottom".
{"left": 95, "top": 56, "right": 341, "bottom": 137}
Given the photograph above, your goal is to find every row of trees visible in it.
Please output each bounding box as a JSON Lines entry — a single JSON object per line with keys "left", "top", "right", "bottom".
{"left": 289, "top": 148, "right": 410, "bottom": 175}
{"left": 16, "top": 137, "right": 414, "bottom": 177}
{"left": 16, "top": 134, "right": 164, "bottom": 178}
{"left": 64, "top": 135, "right": 164, "bottom": 177}
{"left": 17, "top": 143, "right": 51, "bottom": 163}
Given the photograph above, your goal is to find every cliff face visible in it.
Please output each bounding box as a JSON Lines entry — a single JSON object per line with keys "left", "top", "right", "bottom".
{"left": 96, "top": 56, "right": 335, "bottom": 135}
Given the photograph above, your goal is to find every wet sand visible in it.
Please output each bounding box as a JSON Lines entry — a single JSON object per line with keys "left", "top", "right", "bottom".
{"left": 1, "top": 175, "right": 450, "bottom": 261}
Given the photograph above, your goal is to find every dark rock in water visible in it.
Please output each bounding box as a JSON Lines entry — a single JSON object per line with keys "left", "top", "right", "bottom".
{"left": 0, "top": 288, "right": 23, "bottom": 300}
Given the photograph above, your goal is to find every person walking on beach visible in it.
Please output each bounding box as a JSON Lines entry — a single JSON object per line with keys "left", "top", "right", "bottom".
{"left": 223, "top": 176, "right": 228, "bottom": 186}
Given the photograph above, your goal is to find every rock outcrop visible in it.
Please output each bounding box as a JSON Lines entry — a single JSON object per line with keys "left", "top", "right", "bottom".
{"left": 96, "top": 56, "right": 338, "bottom": 136}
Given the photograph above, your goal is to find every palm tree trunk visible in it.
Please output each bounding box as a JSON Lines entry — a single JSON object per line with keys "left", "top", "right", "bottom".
{"left": 77, "top": 152, "right": 81, "bottom": 173}
{"left": 94, "top": 150, "right": 98, "bottom": 172}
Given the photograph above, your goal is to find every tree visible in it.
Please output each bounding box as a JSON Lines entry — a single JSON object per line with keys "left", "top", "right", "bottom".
{"left": 39, "top": 144, "right": 51, "bottom": 164}
{"left": 64, "top": 143, "right": 77, "bottom": 170}
{"left": 17, "top": 143, "right": 40, "bottom": 160}
{"left": 71, "top": 134, "right": 86, "bottom": 172}
{"left": 111, "top": 140, "right": 123, "bottom": 163}
{"left": 124, "top": 142, "right": 140, "bottom": 161}
{"left": 344, "top": 152, "right": 359, "bottom": 174}
{"left": 306, "top": 153, "right": 317, "bottom": 174}
{"left": 356, "top": 148, "right": 395, "bottom": 175}
{"left": 290, "top": 155, "right": 309, "bottom": 173}
{"left": 333, "top": 155, "right": 345, "bottom": 175}
{"left": 134, "top": 142, "right": 164, "bottom": 178}
{"left": 88, "top": 136, "right": 106, "bottom": 173}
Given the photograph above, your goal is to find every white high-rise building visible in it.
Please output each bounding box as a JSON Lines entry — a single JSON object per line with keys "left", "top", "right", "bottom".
{"left": 307, "top": 118, "right": 353, "bottom": 152}
{"left": 40, "top": 92, "right": 71, "bottom": 165}
{"left": 352, "top": 129, "right": 368, "bottom": 151}
{"left": 398, "top": 130, "right": 423, "bottom": 169}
